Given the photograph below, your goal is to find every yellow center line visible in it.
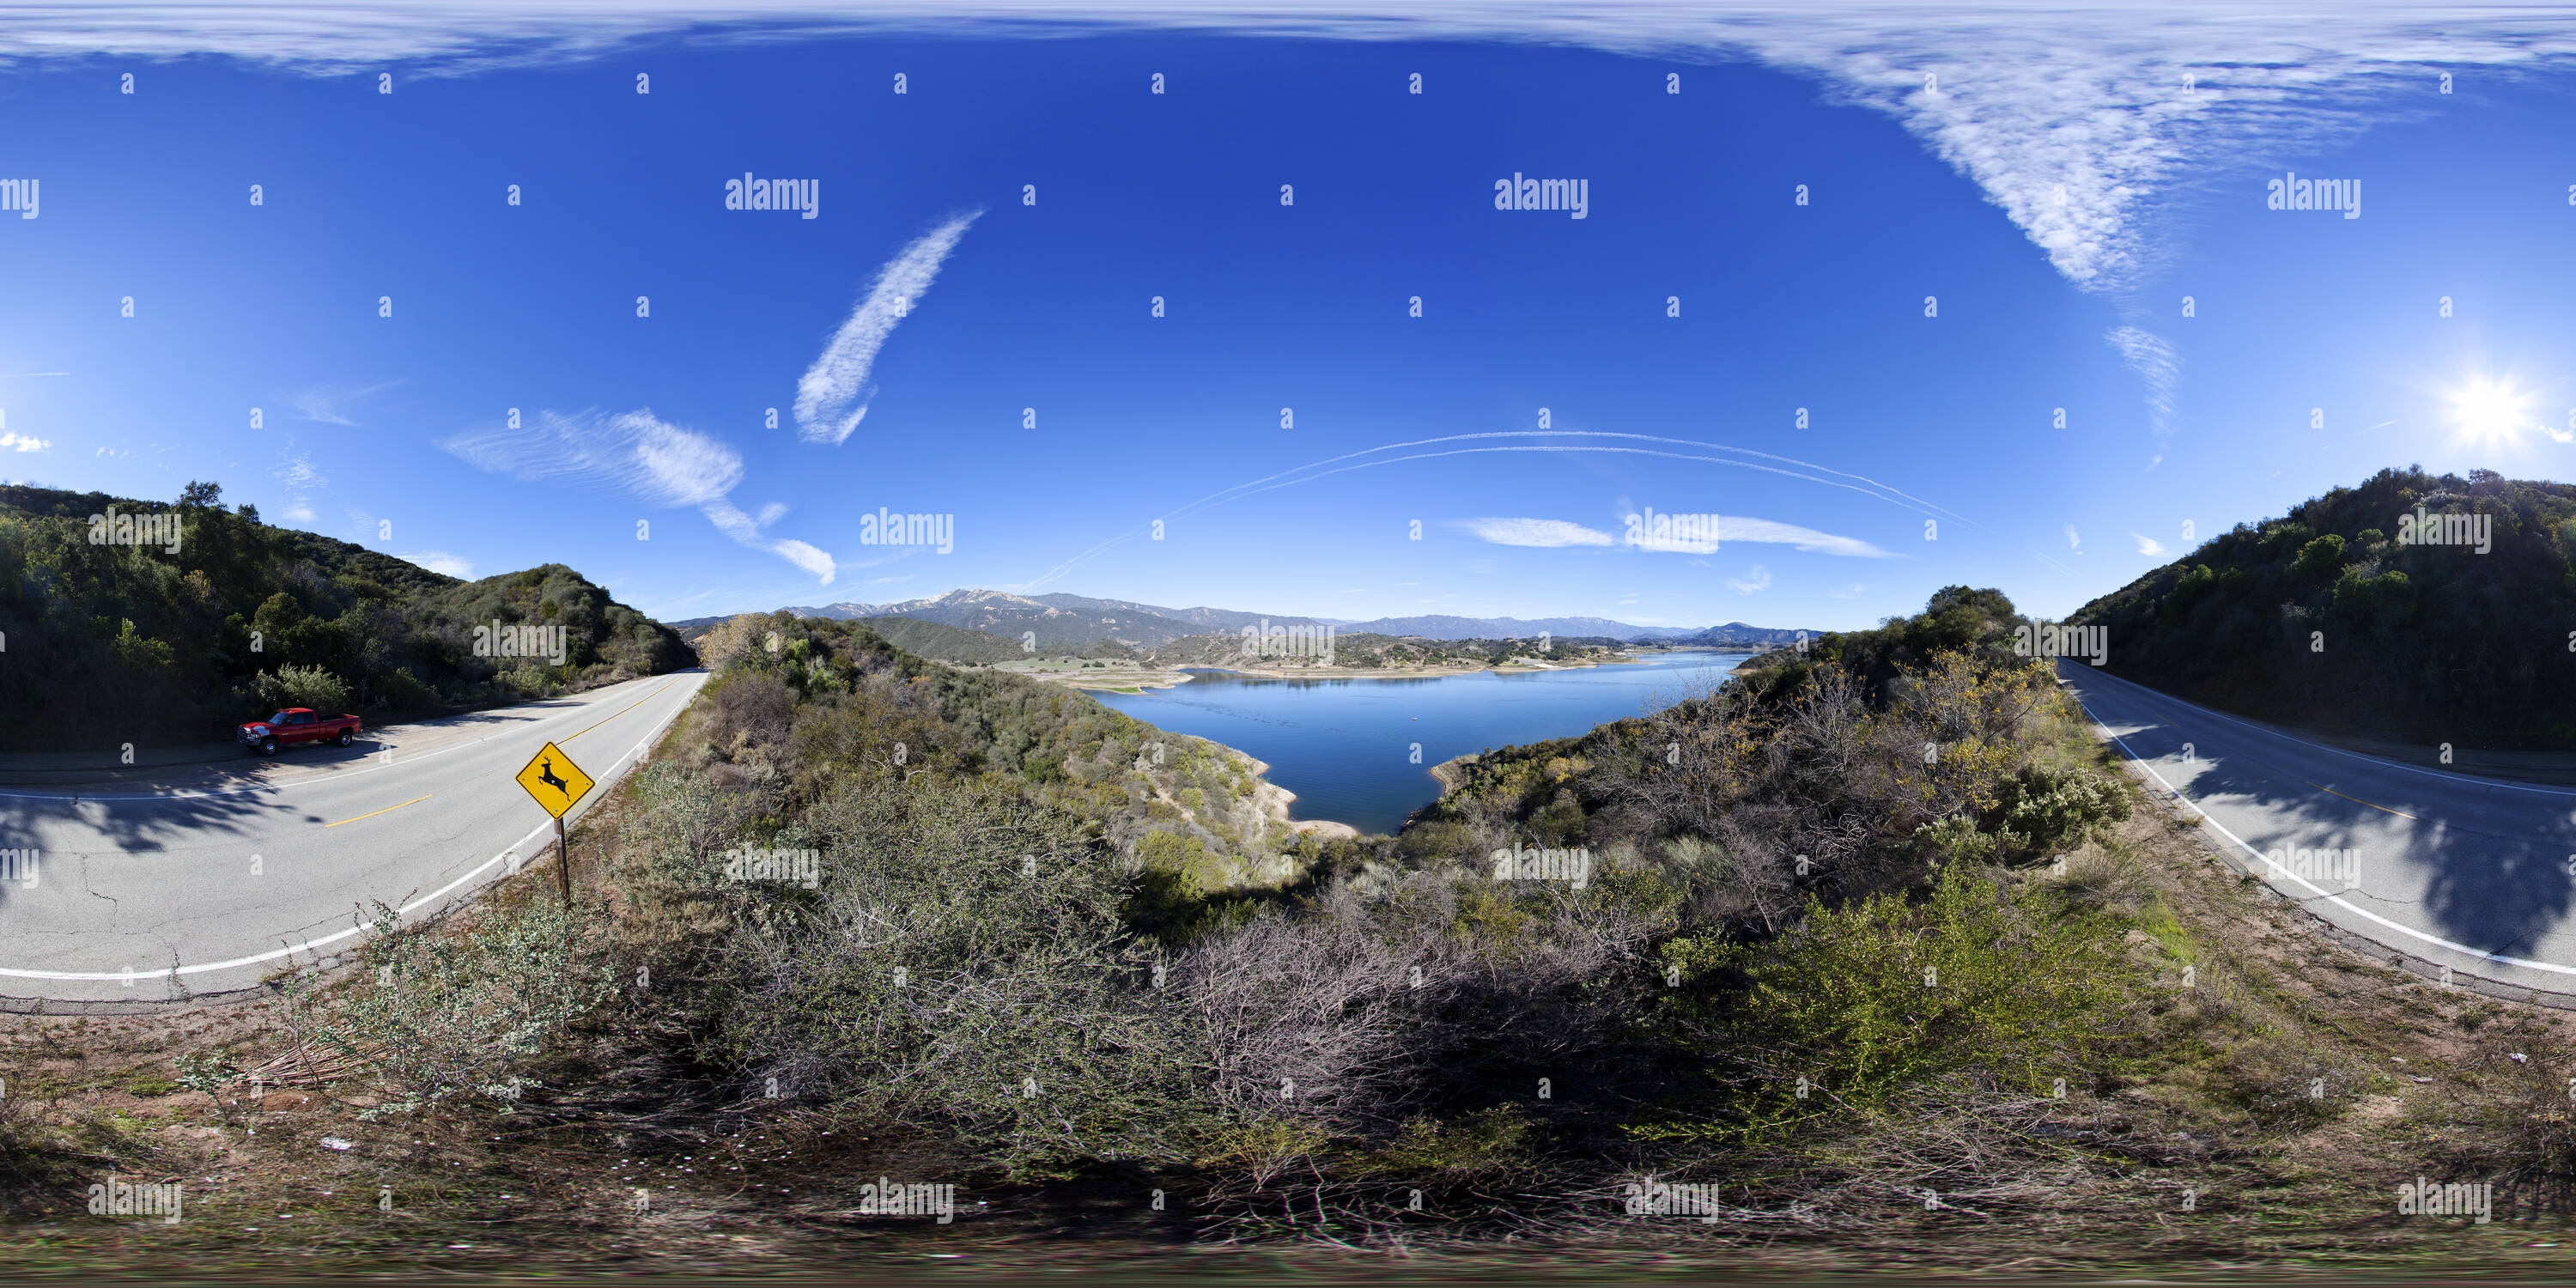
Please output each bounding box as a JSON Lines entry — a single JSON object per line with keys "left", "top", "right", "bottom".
{"left": 326, "top": 794, "right": 431, "bottom": 828}
{"left": 563, "top": 678, "right": 675, "bottom": 744}
{"left": 2305, "top": 781, "right": 2423, "bottom": 822}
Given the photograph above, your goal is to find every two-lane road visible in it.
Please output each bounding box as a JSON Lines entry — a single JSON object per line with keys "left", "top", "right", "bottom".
{"left": 0, "top": 670, "right": 708, "bottom": 1005}
{"left": 2060, "top": 661, "right": 2576, "bottom": 995}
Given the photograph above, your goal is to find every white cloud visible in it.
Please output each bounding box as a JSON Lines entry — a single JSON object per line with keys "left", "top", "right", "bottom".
{"left": 273, "top": 447, "right": 326, "bottom": 490}
{"left": 0, "top": 431, "right": 49, "bottom": 452}
{"left": 442, "top": 407, "right": 834, "bottom": 584}
{"left": 703, "top": 498, "right": 837, "bottom": 584}
{"left": 1480, "top": 513, "right": 1891, "bottom": 557}
{"left": 0, "top": 7, "right": 2526, "bottom": 282}
{"left": 442, "top": 407, "right": 740, "bottom": 505}
{"left": 1726, "top": 564, "right": 1773, "bottom": 594}
{"left": 2105, "top": 325, "right": 2180, "bottom": 459}
{"left": 402, "top": 549, "right": 475, "bottom": 578}
{"left": 2130, "top": 532, "right": 2166, "bottom": 556}
{"left": 1467, "top": 517, "right": 1616, "bottom": 548}
{"left": 795, "top": 211, "right": 981, "bottom": 446}
{"left": 2064, "top": 524, "right": 2082, "bottom": 550}
{"left": 1665, "top": 515, "right": 1894, "bottom": 558}
{"left": 281, "top": 502, "right": 316, "bottom": 524}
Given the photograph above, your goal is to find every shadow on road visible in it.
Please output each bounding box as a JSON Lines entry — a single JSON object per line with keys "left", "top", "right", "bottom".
{"left": 2070, "top": 665, "right": 2576, "bottom": 962}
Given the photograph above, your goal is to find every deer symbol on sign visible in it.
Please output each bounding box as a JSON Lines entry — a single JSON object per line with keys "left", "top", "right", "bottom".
{"left": 538, "top": 757, "right": 569, "bottom": 793}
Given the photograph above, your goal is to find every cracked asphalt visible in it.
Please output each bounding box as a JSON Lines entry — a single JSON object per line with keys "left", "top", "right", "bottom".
{"left": 0, "top": 670, "right": 708, "bottom": 1005}
{"left": 2059, "top": 660, "right": 2576, "bottom": 995}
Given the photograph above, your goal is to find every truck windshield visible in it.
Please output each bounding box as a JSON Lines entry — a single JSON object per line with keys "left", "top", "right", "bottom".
{"left": 269, "top": 712, "right": 295, "bottom": 725}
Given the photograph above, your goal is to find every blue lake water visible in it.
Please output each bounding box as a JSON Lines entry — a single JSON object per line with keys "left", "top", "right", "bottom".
{"left": 1093, "top": 652, "right": 1746, "bottom": 835}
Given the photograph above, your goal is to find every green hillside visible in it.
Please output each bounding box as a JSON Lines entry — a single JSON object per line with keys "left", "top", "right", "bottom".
{"left": 0, "top": 480, "right": 696, "bottom": 748}
{"left": 2066, "top": 466, "right": 2576, "bottom": 745}
{"left": 849, "top": 615, "right": 1028, "bottom": 665}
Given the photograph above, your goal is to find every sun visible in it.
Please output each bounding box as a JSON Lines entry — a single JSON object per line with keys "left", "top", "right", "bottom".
{"left": 2447, "top": 377, "right": 2535, "bottom": 448}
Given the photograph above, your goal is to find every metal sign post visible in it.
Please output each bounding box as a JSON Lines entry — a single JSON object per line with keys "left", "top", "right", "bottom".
{"left": 514, "top": 740, "right": 596, "bottom": 907}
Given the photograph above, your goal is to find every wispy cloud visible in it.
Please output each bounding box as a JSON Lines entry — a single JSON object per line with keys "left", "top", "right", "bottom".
{"left": 1701, "top": 516, "right": 1892, "bottom": 558}
{"left": 270, "top": 442, "right": 327, "bottom": 526}
{"left": 289, "top": 379, "right": 401, "bottom": 428}
{"left": 402, "top": 550, "right": 475, "bottom": 578}
{"left": 795, "top": 211, "right": 981, "bottom": 446}
{"left": 0, "top": 431, "right": 48, "bottom": 453}
{"left": 1473, "top": 513, "right": 1891, "bottom": 557}
{"left": 2064, "top": 524, "right": 2082, "bottom": 550}
{"left": 274, "top": 447, "right": 326, "bottom": 491}
{"left": 1467, "top": 517, "right": 1615, "bottom": 548}
{"left": 443, "top": 408, "right": 835, "bottom": 583}
{"left": 703, "top": 498, "right": 836, "bottom": 582}
{"left": 2104, "top": 326, "right": 2180, "bottom": 464}
{"left": 1726, "top": 564, "right": 1773, "bottom": 594}
{"left": 2130, "top": 532, "right": 2166, "bottom": 556}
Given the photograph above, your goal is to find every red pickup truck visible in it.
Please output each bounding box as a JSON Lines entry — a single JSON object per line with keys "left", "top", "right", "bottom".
{"left": 237, "top": 708, "right": 361, "bottom": 756}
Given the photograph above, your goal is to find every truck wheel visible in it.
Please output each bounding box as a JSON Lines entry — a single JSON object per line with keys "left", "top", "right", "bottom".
{"left": 258, "top": 737, "right": 278, "bottom": 756}
{"left": 337, "top": 728, "right": 355, "bottom": 747}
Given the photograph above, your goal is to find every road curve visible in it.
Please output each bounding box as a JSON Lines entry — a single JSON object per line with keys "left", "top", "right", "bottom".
{"left": 0, "top": 670, "right": 708, "bottom": 1005}
{"left": 2059, "top": 660, "right": 2576, "bottom": 996}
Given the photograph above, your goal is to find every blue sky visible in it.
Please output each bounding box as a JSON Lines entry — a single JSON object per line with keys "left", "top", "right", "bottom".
{"left": 4, "top": 6, "right": 2575, "bottom": 630}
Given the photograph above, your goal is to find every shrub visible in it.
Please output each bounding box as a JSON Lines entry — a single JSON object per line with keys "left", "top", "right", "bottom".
{"left": 295, "top": 898, "right": 617, "bottom": 1116}
{"left": 1665, "top": 861, "right": 2139, "bottom": 1120}
{"left": 2294, "top": 533, "right": 2347, "bottom": 580}
{"left": 247, "top": 663, "right": 351, "bottom": 716}
{"left": 1985, "top": 763, "right": 2131, "bottom": 859}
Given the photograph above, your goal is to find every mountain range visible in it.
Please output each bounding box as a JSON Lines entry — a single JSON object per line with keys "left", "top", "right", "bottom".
{"left": 675, "top": 589, "right": 1816, "bottom": 652}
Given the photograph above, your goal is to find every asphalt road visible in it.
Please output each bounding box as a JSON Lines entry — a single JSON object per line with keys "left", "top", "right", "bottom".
{"left": 0, "top": 671, "right": 708, "bottom": 1005}
{"left": 2060, "top": 660, "right": 2576, "bottom": 995}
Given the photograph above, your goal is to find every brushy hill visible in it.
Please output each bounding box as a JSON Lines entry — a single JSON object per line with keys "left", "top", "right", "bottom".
{"left": 842, "top": 616, "right": 1027, "bottom": 665}
{"left": 21, "top": 586, "right": 2576, "bottom": 1267}
{"left": 0, "top": 480, "right": 695, "bottom": 747}
{"left": 2066, "top": 466, "right": 2576, "bottom": 745}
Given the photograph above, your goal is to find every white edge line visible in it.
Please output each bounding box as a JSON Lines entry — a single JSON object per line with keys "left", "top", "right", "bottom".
{"left": 2069, "top": 677, "right": 2576, "bottom": 980}
{"left": 0, "top": 673, "right": 703, "bottom": 982}
{"left": 0, "top": 671, "right": 702, "bottom": 803}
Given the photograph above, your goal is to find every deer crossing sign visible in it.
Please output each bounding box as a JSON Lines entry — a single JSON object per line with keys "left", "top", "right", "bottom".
{"left": 513, "top": 741, "right": 595, "bottom": 818}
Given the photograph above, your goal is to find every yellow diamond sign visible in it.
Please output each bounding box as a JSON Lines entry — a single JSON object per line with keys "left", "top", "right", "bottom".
{"left": 514, "top": 741, "right": 594, "bottom": 818}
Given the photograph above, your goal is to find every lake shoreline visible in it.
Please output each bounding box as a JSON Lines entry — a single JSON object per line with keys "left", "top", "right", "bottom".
{"left": 1090, "top": 650, "right": 1747, "bottom": 835}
